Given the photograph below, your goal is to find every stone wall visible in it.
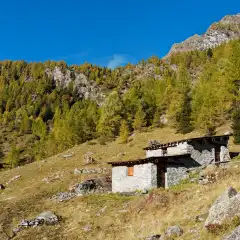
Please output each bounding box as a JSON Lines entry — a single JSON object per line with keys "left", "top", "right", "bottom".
{"left": 189, "top": 139, "right": 229, "bottom": 165}
{"left": 166, "top": 165, "right": 188, "bottom": 187}
{"left": 220, "top": 146, "right": 231, "bottom": 162}
{"left": 189, "top": 143, "right": 215, "bottom": 166}
{"left": 112, "top": 163, "right": 157, "bottom": 193}
{"left": 165, "top": 139, "right": 230, "bottom": 187}
{"left": 146, "top": 139, "right": 229, "bottom": 166}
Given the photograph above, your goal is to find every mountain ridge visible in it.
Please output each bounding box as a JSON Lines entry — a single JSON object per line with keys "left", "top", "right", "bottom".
{"left": 165, "top": 13, "right": 240, "bottom": 57}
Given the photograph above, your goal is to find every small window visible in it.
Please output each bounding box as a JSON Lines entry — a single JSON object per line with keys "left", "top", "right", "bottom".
{"left": 128, "top": 166, "right": 134, "bottom": 176}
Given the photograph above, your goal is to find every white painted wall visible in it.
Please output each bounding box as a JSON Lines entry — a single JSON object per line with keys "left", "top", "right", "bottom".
{"left": 112, "top": 163, "right": 157, "bottom": 193}
{"left": 146, "top": 142, "right": 190, "bottom": 158}
{"left": 166, "top": 142, "right": 190, "bottom": 155}
{"left": 146, "top": 149, "right": 163, "bottom": 158}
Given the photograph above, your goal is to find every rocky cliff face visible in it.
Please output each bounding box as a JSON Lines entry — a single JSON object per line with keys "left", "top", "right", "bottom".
{"left": 166, "top": 14, "right": 240, "bottom": 56}
{"left": 45, "top": 67, "right": 106, "bottom": 104}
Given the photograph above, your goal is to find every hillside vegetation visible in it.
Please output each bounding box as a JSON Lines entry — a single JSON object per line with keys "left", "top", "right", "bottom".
{"left": 0, "top": 38, "right": 240, "bottom": 168}
{"left": 0, "top": 127, "right": 240, "bottom": 240}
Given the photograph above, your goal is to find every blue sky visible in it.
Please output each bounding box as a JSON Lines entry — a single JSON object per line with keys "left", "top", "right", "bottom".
{"left": 1, "top": 0, "right": 239, "bottom": 68}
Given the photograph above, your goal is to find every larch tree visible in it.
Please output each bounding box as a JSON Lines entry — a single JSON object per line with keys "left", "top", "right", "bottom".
{"left": 118, "top": 120, "right": 130, "bottom": 143}
{"left": 97, "top": 91, "right": 123, "bottom": 138}
{"left": 133, "top": 105, "right": 146, "bottom": 131}
{"left": 168, "top": 65, "right": 192, "bottom": 133}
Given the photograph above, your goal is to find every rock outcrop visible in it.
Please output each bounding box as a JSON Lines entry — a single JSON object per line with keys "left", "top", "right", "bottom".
{"left": 45, "top": 67, "right": 105, "bottom": 104}
{"left": 205, "top": 187, "right": 240, "bottom": 228}
{"left": 166, "top": 14, "right": 240, "bottom": 57}
{"left": 223, "top": 226, "right": 240, "bottom": 240}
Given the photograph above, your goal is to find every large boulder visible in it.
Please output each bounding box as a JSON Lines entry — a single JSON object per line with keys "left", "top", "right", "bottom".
{"left": 205, "top": 187, "right": 240, "bottom": 228}
{"left": 74, "top": 179, "right": 97, "bottom": 195}
{"left": 222, "top": 226, "right": 240, "bottom": 240}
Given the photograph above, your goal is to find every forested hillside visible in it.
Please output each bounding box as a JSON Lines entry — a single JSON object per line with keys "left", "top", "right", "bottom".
{"left": 0, "top": 37, "right": 240, "bottom": 168}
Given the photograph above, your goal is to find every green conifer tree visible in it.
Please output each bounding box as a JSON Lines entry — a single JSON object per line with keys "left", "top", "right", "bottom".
{"left": 32, "top": 117, "right": 47, "bottom": 140}
{"left": 133, "top": 105, "right": 146, "bottom": 131}
{"left": 232, "top": 107, "right": 240, "bottom": 144}
{"left": 20, "top": 114, "right": 31, "bottom": 134}
{"left": 118, "top": 120, "right": 130, "bottom": 143}
{"left": 5, "top": 146, "right": 20, "bottom": 168}
{"left": 168, "top": 65, "right": 192, "bottom": 133}
{"left": 97, "top": 91, "right": 123, "bottom": 137}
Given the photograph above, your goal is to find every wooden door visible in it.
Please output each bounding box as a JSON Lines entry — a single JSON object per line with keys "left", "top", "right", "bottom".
{"left": 157, "top": 164, "right": 166, "bottom": 188}
{"left": 215, "top": 146, "right": 221, "bottom": 163}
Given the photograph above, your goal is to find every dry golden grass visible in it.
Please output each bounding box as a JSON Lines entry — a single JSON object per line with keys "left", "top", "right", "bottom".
{"left": 0, "top": 126, "right": 240, "bottom": 239}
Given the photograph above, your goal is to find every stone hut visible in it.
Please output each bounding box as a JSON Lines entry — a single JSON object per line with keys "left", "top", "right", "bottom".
{"left": 108, "top": 134, "right": 231, "bottom": 193}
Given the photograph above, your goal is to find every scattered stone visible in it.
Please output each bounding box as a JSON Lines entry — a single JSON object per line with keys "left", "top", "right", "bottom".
{"left": 36, "top": 211, "right": 59, "bottom": 225}
{"left": 195, "top": 213, "right": 208, "bottom": 222}
{"left": 165, "top": 225, "right": 183, "bottom": 237}
{"left": 14, "top": 211, "right": 59, "bottom": 234}
{"left": 96, "top": 206, "right": 107, "bottom": 216}
{"left": 12, "top": 228, "right": 21, "bottom": 233}
{"left": 51, "top": 192, "right": 76, "bottom": 202}
{"left": 6, "top": 175, "right": 21, "bottom": 185}
{"left": 205, "top": 187, "right": 240, "bottom": 229}
{"left": 83, "top": 152, "right": 96, "bottom": 165}
{"left": 145, "top": 234, "right": 161, "bottom": 240}
{"left": 74, "top": 168, "right": 106, "bottom": 175}
{"left": 0, "top": 184, "right": 5, "bottom": 190}
{"left": 82, "top": 224, "right": 92, "bottom": 232}
{"left": 118, "top": 210, "right": 128, "bottom": 213}
{"left": 223, "top": 226, "right": 240, "bottom": 240}
{"left": 74, "top": 168, "right": 82, "bottom": 175}
{"left": 42, "top": 172, "right": 63, "bottom": 183}
{"left": 62, "top": 153, "right": 74, "bottom": 158}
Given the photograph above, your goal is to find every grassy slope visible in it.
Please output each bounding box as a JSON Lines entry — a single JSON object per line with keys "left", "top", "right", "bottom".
{"left": 1, "top": 126, "right": 240, "bottom": 240}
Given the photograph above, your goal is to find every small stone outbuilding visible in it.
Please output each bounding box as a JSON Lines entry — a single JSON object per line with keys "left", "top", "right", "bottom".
{"left": 108, "top": 134, "right": 231, "bottom": 193}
